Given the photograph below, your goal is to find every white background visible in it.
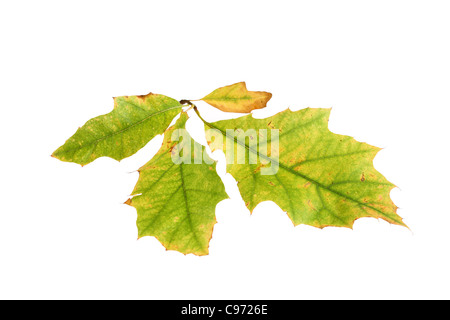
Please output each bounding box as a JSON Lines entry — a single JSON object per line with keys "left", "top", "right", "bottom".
{"left": 1, "top": 1, "right": 449, "bottom": 300}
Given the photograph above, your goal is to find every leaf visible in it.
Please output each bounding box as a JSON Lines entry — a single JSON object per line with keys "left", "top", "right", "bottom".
{"left": 203, "top": 107, "right": 405, "bottom": 229}
{"left": 200, "top": 82, "right": 272, "bottom": 113}
{"left": 52, "top": 93, "right": 182, "bottom": 166}
{"left": 126, "top": 112, "right": 228, "bottom": 255}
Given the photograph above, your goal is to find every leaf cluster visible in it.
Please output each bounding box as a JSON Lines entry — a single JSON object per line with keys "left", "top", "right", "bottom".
{"left": 52, "top": 82, "right": 405, "bottom": 255}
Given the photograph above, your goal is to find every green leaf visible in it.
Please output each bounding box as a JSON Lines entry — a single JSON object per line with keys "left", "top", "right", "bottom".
{"left": 202, "top": 108, "right": 405, "bottom": 229}
{"left": 52, "top": 93, "right": 182, "bottom": 166}
{"left": 125, "top": 112, "right": 228, "bottom": 255}
{"left": 200, "top": 82, "right": 272, "bottom": 113}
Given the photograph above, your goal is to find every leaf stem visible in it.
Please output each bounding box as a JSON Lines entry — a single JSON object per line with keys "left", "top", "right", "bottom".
{"left": 192, "top": 105, "right": 211, "bottom": 126}
{"left": 180, "top": 99, "right": 197, "bottom": 112}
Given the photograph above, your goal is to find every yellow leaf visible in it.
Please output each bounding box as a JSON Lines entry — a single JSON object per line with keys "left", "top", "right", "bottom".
{"left": 200, "top": 82, "right": 272, "bottom": 113}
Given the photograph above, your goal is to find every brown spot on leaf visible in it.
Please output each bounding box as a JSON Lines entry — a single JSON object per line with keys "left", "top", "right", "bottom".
{"left": 136, "top": 92, "right": 156, "bottom": 101}
{"left": 307, "top": 200, "right": 318, "bottom": 212}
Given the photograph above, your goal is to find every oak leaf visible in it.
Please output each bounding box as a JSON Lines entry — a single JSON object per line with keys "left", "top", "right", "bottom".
{"left": 52, "top": 93, "right": 182, "bottom": 165}
{"left": 202, "top": 108, "right": 405, "bottom": 228}
{"left": 126, "top": 112, "right": 228, "bottom": 255}
{"left": 200, "top": 82, "right": 272, "bottom": 113}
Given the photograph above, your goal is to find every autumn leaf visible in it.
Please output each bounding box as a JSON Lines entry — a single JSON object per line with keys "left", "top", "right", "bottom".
{"left": 53, "top": 84, "right": 405, "bottom": 256}
{"left": 200, "top": 82, "right": 272, "bottom": 113}
{"left": 125, "top": 112, "right": 228, "bottom": 255}
{"left": 52, "top": 93, "right": 182, "bottom": 166}
{"left": 200, "top": 107, "right": 405, "bottom": 229}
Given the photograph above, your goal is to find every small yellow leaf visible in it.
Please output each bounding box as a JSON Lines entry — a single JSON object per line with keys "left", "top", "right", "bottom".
{"left": 200, "top": 82, "right": 272, "bottom": 113}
